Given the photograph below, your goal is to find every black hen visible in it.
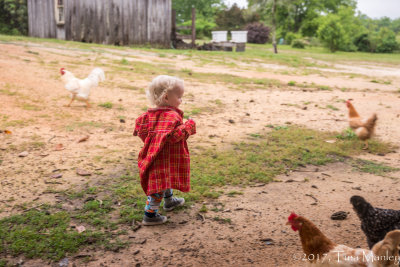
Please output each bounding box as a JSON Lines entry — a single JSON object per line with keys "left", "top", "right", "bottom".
{"left": 350, "top": 195, "right": 400, "bottom": 248}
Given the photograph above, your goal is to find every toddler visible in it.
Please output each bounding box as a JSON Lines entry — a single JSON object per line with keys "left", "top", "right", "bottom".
{"left": 133, "top": 75, "right": 196, "bottom": 225}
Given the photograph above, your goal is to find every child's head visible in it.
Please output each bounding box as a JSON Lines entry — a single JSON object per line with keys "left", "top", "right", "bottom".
{"left": 146, "top": 75, "right": 184, "bottom": 108}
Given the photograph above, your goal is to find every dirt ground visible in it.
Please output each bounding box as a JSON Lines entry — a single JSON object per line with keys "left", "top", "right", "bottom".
{"left": 1, "top": 41, "right": 400, "bottom": 266}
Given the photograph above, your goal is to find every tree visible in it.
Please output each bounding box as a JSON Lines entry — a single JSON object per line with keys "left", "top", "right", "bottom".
{"left": 375, "top": 27, "right": 398, "bottom": 53}
{"left": 271, "top": 0, "right": 277, "bottom": 53}
{"left": 317, "top": 14, "right": 346, "bottom": 52}
{"left": 0, "top": 0, "right": 28, "bottom": 35}
{"left": 215, "top": 4, "right": 245, "bottom": 30}
{"left": 172, "top": 0, "right": 225, "bottom": 23}
{"left": 248, "top": 0, "right": 357, "bottom": 38}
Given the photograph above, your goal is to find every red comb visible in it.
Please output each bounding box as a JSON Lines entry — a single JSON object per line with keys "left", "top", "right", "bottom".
{"left": 60, "top": 68, "right": 65, "bottom": 75}
{"left": 288, "top": 212, "right": 298, "bottom": 221}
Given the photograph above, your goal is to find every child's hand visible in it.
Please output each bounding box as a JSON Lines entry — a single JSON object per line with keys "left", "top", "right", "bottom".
{"left": 187, "top": 117, "right": 195, "bottom": 122}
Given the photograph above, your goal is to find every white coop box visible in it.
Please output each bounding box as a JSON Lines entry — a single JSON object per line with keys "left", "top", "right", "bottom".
{"left": 231, "top": 31, "right": 248, "bottom": 43}
{"left": 212, "top": 31, "right": 228, "bottom": 42}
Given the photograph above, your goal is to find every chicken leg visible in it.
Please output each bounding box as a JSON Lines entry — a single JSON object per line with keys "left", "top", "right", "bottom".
{"left": 64, "top": 95, "right": 76, "bottom": 107}
{"left": 85, "top": 99, "right": 91, "bottom": 108}
{"left": 362, "top": 140, "right": 369, "bottom": 150}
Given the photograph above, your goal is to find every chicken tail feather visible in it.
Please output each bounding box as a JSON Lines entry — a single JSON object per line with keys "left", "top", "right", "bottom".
{"left": 364, "top": 113, "right": 377, "bottom": 131}
{"left": 87, "top": 68, "right": 105, "bottom": 86}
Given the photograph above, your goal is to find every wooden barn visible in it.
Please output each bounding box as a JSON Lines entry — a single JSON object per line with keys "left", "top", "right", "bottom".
{"left": 27, "top": 0, "right": 172, "bottom": 47}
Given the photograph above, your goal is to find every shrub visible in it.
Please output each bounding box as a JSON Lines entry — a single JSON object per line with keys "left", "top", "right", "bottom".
{"left": 291, "top": 39, "right": 305, "bottom": 48}
{"left": 317, "top": 14, "right": 346, "bottom": 52}
{"left": 376, "top": 27, "right": 398, "bottom": 53}
{"left": 179, "top": 17, "right": 216, "bottom": 39}
{"left": 215, "top": 4, "right": 245, "bottom": 31}
{"left": 0, "top": 0, "right": 28, "bottom": 35}
{"left": 354, "top": 33, "right": 371, "bottom": 52}
{"left": 285, "top": 32, "right": 301, "bottom": 45}
{"left": 245, "top": 22, "right": 271, "bottom": 44}
{"left": 179, "top": 17, "right": 216, "bottom": 38}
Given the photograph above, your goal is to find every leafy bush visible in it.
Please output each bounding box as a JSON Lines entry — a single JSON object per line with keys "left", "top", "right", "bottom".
{"left": 376, "top": 27, "right": 398, "bottom": 53}
{"left": 179, "top": 17, "right": 216, "bottom": 38}
{"left": 0, "top": 0, "right": 28, "bottom": 35}
{"left": 215, "top": 4, "right": 245, "bottom": 31}
{"left": 306, "top": 37, "right": 321, "bottom": 47}
{"left": 354, "top": 33, "right": 371, "bottom": 52}
{"left": 285, "top": 32, "right": 301, "bottom": 45}
{"left": 245, "top": 22, "right": 270, "bottom": 44}
{"left": 291, "top": 39, "right": 306, "bottom": 48}
{"left": 317, "top": 15, "right": 346, "bottom": 52}
{"left": 354, "top": 28, "right": 398, "bottom": 53}
{"left": 300, "top": 18, "right": 320, "bottom": 37}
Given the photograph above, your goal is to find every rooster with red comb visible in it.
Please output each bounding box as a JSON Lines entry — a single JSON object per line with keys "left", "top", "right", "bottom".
{"left": 60, "top": 67, "right": 105, "bottom": 108}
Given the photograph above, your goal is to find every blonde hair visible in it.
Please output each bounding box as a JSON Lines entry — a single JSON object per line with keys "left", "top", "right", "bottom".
{"left": 146, "top": 75, "right": 184, "bottom": 106}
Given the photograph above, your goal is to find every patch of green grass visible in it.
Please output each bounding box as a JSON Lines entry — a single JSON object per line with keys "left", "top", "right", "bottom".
{"left": 186, "top": 125, "right": 394, "bottom": 201}
{"left": 0, "top": 88, "right": 17, "bottom": 96}
{"left": 184, "top": 107, "right": 203, "bottom": 118}
{"left": 21, "top": 103, "right": 42, "bottom": 111}
{"left": 288, "top": 81, "right": 296, "bottom": 86}
{"left": 26, "top": 50, "right": 39, "bottom": 55}
{"left": 120, "top": 58, "right": 129, "bottom": 65}
{"left": 227, "top": 191, "right": 243, "bottom": 197}
{"left": 0, "top": 210, "right": 106, "bottom": 261}
{"left": 120, "top": 84, "right": 142, "bottom": 91}
{"left": 214, "top": 99, "right": 223, "bottom": 106}
{"left": 1, "top": 119, "right": 34, "bottom": 128}
{"left": 326, "top": 104, "right": 339, "bottom": 111}
{"left": 65, "top": 121, "right": 105, "bottom": 132}
{"left": 318, "top": 85, "right": 332, "bottom": 91}
{"left": 249, "top": 133, "right": 262, "bottom": 138}
{"left": 75, "top": 200, "right": 115, "bottom": 228}
{"left": 98, "top": 102, "right": 113, "bottom": 109}
{"left": 370, "top": 79, "right": 392, "bottom": 85}
{"left": 351, "top": 159, "right": 399, "bottom": 176}
{"left": 199, "top": 205, "right": 208, "bottom": 213}
{"left": 336, "top": 128, "right": 357, "bottom": 140}
{"left": 213, "top": 216, "right": 231, "bottom": 224}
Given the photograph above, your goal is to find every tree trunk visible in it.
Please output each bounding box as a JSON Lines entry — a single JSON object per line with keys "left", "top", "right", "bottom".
{"left": 272, "top": 0, "right": 278, "bottom": 54}
{"left": 191, "top": 8, "right": 196, "bottom": 49}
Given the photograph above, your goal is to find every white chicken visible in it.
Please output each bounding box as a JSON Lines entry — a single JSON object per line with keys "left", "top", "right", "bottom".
{"left": 60, "top": 67, "right": 105, "bottom": 108}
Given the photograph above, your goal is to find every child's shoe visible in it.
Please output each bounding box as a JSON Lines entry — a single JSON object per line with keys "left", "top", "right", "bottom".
{"left": 142, "top": 214, "right": 167, "bottom": 226}
{"left": 163, "top": 196, "right": 185, "bottom": 211}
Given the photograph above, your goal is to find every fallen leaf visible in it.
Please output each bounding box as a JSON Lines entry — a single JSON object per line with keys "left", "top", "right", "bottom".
{"left": 76, "top": 168, "right": 91, "bottom": 176}
{"left": 76, "top": 225, "right": 86, "bottom": 233}
{"left": 51, "top": 173, "right": 63, "bottom": 179}
{"left": 4, "top": 130, "right": 12, "bottom": 134}
{"left": 18, "top": 151, "right": 29, "bottom": 157}
{"left": 77, "top": 135, "right": 89, "bottom": 143}
{"left": 54, "top": 144, "right": 65, "bottom": 151}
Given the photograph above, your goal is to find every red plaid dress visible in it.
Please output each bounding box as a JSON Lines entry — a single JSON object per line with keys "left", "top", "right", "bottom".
{"left": 133, "top": 106, "right": 196, "bottom": 196}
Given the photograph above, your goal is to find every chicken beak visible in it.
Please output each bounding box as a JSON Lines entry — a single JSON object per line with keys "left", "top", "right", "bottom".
{"left": 285, "top": 221, "right": 291, "bottom": 225}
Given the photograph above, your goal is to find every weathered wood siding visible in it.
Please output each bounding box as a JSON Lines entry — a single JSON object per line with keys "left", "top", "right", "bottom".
{"left": 28, "top": 0, "right": 171, "bottom": 47}
{"left": 28, "top": 0, "right": 57, "bottom": 38}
